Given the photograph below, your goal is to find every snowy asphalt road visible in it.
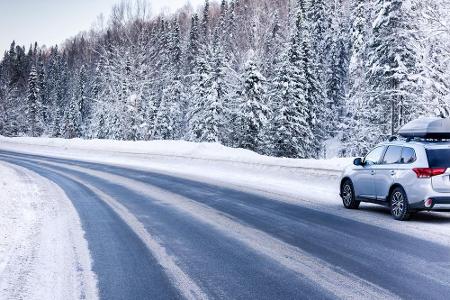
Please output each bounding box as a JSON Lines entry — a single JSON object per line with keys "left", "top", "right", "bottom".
{"left": 1, "top": 150, "right": 450, "bottom": 299}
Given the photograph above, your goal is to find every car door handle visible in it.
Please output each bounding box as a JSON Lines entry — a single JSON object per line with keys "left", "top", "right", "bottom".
{"left": 371, "top": 170, "right": 375, "bottom": 175}
{"left": 390, "top": 170, "right": 396, "bottom": 176}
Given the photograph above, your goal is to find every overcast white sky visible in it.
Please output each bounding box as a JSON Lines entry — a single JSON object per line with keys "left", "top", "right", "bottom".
{"left": 0, "top": 0, "right": 204, "bottom": 54}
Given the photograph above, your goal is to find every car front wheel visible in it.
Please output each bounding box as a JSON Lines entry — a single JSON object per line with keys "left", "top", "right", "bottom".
{"left": 341, "top": 180, "right": 360, "bottom": 209}
{"left": 390, "top": 187, "right": 411, "bottom": 221}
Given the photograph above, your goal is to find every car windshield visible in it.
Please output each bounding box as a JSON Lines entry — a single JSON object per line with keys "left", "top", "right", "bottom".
{"left": 426, "top": 149, "right": 450, "bottom": 168}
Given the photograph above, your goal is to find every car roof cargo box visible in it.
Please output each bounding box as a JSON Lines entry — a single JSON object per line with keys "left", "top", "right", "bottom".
{"left": 398, "top": 117, "right": 450, "bottom": 139}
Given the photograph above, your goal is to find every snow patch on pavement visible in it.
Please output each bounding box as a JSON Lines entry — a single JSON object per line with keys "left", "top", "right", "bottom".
{"left": 0, "top": 162, "right": 98, "bottom": 300}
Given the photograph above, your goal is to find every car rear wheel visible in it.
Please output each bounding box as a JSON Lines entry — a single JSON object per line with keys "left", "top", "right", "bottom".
{"left": 341, "top": 180, "right": 360, "bottom": 209}
{"left": 390, "top": 187, "right": 411, "bottom": 221}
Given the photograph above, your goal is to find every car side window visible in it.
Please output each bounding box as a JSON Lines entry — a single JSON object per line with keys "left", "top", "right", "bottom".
{"left": 381, "top": 146, "right": 403, "bottom": 164}
{"left": 400, "top": 147, "right": 416, "bottom": 164}
{"left": 364, "top": 147, "right": 385, "bottom": 165}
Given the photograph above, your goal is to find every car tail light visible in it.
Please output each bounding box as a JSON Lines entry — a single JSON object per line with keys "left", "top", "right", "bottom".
{"left": 412, "top": 168, "right": 447, "bottom": 178}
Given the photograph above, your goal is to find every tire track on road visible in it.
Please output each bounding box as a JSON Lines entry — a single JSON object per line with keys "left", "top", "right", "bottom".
{"left": 0, "top": 153, "right": 401, "bottom": 299}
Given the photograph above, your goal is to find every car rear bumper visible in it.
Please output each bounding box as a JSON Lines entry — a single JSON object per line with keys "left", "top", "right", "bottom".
{"left": 410, "top": 197, "right": 450, "bottom": 211}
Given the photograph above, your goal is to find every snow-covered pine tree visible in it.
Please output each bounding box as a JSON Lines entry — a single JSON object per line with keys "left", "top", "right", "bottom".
{"left": 340, "top": 0, "right": 373, "bottom": 156}
{"left": 96, "top": 113, "right": 108, "bottom": 139}
{"left": 0, "top": 85, "right": 20, "bottom": 137}
{"left": 324, "top": 14, "right": 349, "bottom": 139}
{"left": 77, "top": 65, "right": 88, "bottom": 125}
{"left": 269, "top": 35, "right": 313, "bottom": 158}
{"left": 201, "top": 0, "right": 210, "bottom": 41}
{"left": 416, "top": 0, "right": 450, "bottom": 116}
{"left": 236, "top": 56, "right": 269, "bottom": 152}
{"left": 153, "top": 21, "right": 186, "bottom": 140}
{"left": 26, "top": 66, "right": 43, "bottom": 137}
{"left": 367, "top": 0, "right": 423, "bottom": 140}
{"left": 308, "top": 0, "right": 329, "bottom": 85}
{"left": 187, "top": 50, "right": 212, "bottom": 141}
{"left": 298, "top": 1, "right": 325, "bottom": 158}
{"left": 186, "top": 14, "right": 201, "bottom": 76}
{"left": 51, "top": 108, "right": 62, "bottom": 138}
{"left": 262, "top": 12, "right": 286, "bottom": 78}
{"left": 153, "top": 79, "right": 186, "bottom": 140}
{"left": 201, "top": 28, "right": 229, "bottom": 143}
{"left": 63, "top": 94, "right": 82, "bottom": 139}
{"left": 37, "top": 58, "right": 48, "bottom": 126}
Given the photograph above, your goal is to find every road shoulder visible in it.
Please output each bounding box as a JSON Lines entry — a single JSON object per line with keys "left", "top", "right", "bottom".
{"left": 0, "top": 162, "right": 98, "bottom": 300}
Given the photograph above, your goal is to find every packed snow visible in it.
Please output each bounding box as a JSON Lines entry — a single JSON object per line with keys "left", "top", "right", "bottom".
{"left": 0, "top": 161, "right": 98, "bottom": 300}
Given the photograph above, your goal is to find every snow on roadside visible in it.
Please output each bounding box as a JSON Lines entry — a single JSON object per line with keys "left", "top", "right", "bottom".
{"left": 0, "top": 162, "right": 98, "bottom": 300}
{"left": 0, "top": 136, "right": 353, "bottom": 171}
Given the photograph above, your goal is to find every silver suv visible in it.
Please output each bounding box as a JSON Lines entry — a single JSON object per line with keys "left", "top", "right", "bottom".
{"left": 340, "top": 140, "right": 450, "bottom": 220}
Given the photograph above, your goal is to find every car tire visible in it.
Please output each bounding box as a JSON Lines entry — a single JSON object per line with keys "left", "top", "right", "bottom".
{"left": 390, "top": 187, "right": 411, "bottom": 221}
{"left": 341, "top": 180, "right": 360, "bottom": 209}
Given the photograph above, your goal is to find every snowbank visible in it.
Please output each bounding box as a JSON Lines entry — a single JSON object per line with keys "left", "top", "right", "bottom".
{"left": 0, "top": 136, "right": 353, "bottom": 172}
{"left": 0, "top": 162, "right": 98, "bottom": 300}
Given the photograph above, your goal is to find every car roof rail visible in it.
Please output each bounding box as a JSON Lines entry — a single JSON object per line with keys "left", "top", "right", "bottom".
{"left": 388, "top": 136, "right": 398, "bottom": 142}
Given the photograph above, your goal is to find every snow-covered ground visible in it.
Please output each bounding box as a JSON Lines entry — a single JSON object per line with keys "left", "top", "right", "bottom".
{"left": 0, "top": 162, "right": 98, "bottom": 300}
{"left": 0, "top": 136, "right": 351, "bottom": 171}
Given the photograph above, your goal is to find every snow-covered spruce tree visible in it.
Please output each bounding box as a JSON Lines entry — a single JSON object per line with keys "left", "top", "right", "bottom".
{"left": 202, "top": 29, "right": 229, "bottom": 143}
{"left": 298, "top": 1, "right": 325, "bottom": 158}
{"left": 186, "top": 1, "right": 230, "bottom": 143}
{"left": 340, "top": 0, "right": 373, "bottom": 157}
{"left": 217, "top": 1, "right": 240, "bottom": 147}
{"left": 44, "top": 46, "right": 60, "bottom": 131}
{"left": 308, "top": 0, "right": 329, "bottom": 86}
{"left": 51, "top": 108, "right": 62, "bottom": 138}
{"left": 269, "top": 39, "right": 313, "bottom": 158}
{"left": 153, "top": 21, "right": 186, "bottom": 140}
{"left": 324, "top": 12, "right": 349, "bottom": 139}
{"left": 77, "top": 65, "right": 88, "bottom": 126}
{"left": 26, "top": 66, "right": 43, "bottom": 137}
{"left": 262, "top": 12, "right": 286, "bottom": 78}
{"left": 416, "top": 0, "right": 450, "bottom": 115}
{"left": 187, "top": 49, "right": 213, "bottom": 141}
{"left": 96, "top": 113, "right": 108, "bottom": 139}
{"left": 185, "top": 14, "right": 201, "bottom": 76}
{"left": 63, "top": 94, "right": 82, "bottom": 139}
{"left": 0, "top": 85, "right": 20, "bottom": 137}
{"left": 153, "top": 79, "right": 186, "bottom": 140}
{"left": 367, "top": 0, "right": 423, "bottom": 140}
{"left": 201, "top": 0, "right": 210, "bottom": 42}
{"left": 236, "top": 56, "right": 269, "bottom": 152}
{"left": 37, "top": 59, "right": 48, "bottom": 125}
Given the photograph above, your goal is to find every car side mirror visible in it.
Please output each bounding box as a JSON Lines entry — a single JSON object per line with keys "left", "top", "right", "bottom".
{"left": 353, "top": 158, "right": 364, "bottom": 166}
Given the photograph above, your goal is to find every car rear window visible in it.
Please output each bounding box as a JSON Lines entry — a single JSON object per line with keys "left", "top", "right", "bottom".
{"left": 426, "top": 149, "right": 450, "bottom": 168}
